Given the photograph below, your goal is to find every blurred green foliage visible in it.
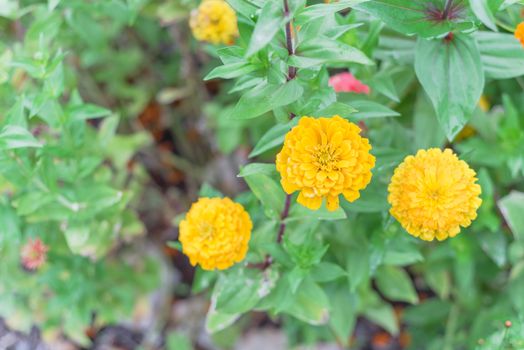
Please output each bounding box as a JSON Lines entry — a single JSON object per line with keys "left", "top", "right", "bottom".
{"left": 1, "top": 0, "right": 524, "bottom": 349}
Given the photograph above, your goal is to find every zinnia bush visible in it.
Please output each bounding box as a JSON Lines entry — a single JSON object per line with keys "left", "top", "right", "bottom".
{"left": 1, "top": 0, "right": 524, "bottom": 349}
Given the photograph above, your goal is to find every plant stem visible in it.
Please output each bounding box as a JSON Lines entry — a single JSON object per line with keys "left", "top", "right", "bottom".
{"left": 253, "top": 0, "right": 297, "bottom": 270}
{"left": 498, "top": 324, "right": 510, "bottom": 350}
{"left": 277, "top": 194, "right": 292, "bottom": 243}
{"left": 279, "top": 0, "right": 296, "bottom": 242}
{"left": 283, "top": 0, "right": 296, "bottom": 82}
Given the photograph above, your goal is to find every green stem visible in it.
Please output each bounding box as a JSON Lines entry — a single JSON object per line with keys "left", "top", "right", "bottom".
{"left": 443, "top": 304, "right": 459, "bottom": 350}
{"left": 498, "top": 326, "right": 509, "bottom": 350}
{"left": 495, "top": 19, "right": 515, "bottom": 33}
{"left": 8, "top": 152, "right": 82, "bottom": 211}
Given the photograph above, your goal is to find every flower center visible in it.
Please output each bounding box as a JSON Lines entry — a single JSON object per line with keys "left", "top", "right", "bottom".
{"left": 314, "top": 145, "right": 337, "bottom": 171}
{"left": 424, "top": 187, "right": 445, "bottom": 208}
{"left": 199, "top": 221, "right": 215, "bottom": 240}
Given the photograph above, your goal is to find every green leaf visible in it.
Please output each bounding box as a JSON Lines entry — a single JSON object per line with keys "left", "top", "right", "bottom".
{"left": 282, "top": 277, "right": 330, "bottom": 325}
{"left": 403, "top": 299, "right": 451, "bottom": 326}
{"left": 470, "top": 0, "right": 501, "bottom": 31}
{"left": 0, "top": 200, "right": 21, "bottom": 247}
{"left": 198, "top": 183, "right": 223, "bottom": 198}
{"left": 425, "top": 266, "right": 451, "bottom": 299}
{"left": 369, "top": 73, "right": 399, "bottom": 102}
{"left": 246, "top": 1, "right": 285, "bottom": 57}
{"left": 349, "top": 100, "right": 400, "bottom": 119}
{"left": 498, "top": 191, "right": 524, "bottom": 241}
{"left": 0, "top": 125, "right": 41, "bottom": 150}
{"left": 48, "top": 0, "right": 61, "bottom": 11}
{"left": 25, "top": 12, "right": 62, "bottom": 44}
{"left": 204, "top": 62, "right": 259, "bottom": 80}
{"left": 98, "top": 115, "right": 120, "bottom": 147}
{"left": 237, "top": 163, "right": 277, "bottom": 177}
{"left": 478, "top": 231, "right": 507, "bottom": 267}
{"left": 312, "top": 102, "right": 357, "bottom": 119}
{"left": 363, "top": 300, "right": 399, "bottom": 335}
{"left": 382, "top": 239, "right": 424, "bottom": 266}
{"left": 230, "top": 80, "right": 303, "bottom": 120}
{"left": 413, "top": 91, "right": 446, "bottom": 149}
{"left": 216, "top": 269, "right": 276, "bottom": 314}
{"left": 12, "top": 191, "right": 54, "bottom": 216}
{"left": 226, "top": 0, "right": 259, "bottom": 18}
{"left": 295, "top": 0, "right": 369, "bottom": 23}
{"left": 0, "top": 0, "right": 18, "bottom": 18}
{"left": 288, "top": 266, "right": 308, "bottom": 293}
{"left": 64, "top": 224, "right": 90, "bottom": 255}
{"left": 476, "top": 31, "right": 524, "bottom": 79}
{"left": 291, "top": 37, "right": 373, "bottom": 68}
{"left": 5, "top": 98, "right": 27, "bottom": 127}
{"left": 243, "top": 172, "right": 285, "bottom": 218}
{"left": 192, "top": 268, "right": 217, "bottom": 294}
{"left": 346, "top": 247, "right": 370, "bottom": 291}
{"left": 311, "top": 262, "right": 347, "bottom": 282}
{"left": 375, "top": 265, "right": 418, "bottom": 304}
{"left": 329, "top": 287, "right": 357, "bottom": 345}
{"left": 206, "top": 301, "right": 241, "bottom": 334}
{"left": 342, "top": 182, "right": 389, "bottom": 213}
{"left": 357, "top": 0, "right": 477, "bottom": 38}
{"left": 250, "top": 118, "right": 299, "bottom": 157}
{"left": 415, "top": 34, "right": 485, "bottom": 140}
{"left": 67, "top": 104, "right": 111, "bottom": 121}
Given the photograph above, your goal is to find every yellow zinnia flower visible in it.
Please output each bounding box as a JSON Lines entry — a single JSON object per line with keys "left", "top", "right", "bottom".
{"left": 179, "top": 197, "right": 252, "bottom": 270}
{"left": 276, "top": 116, "right": 375, "bottom": 211}
{"left": 515, "top": 22, "right": 524, "bottom": 47}
{"left": 189, "top": 0, "right": 238, "bottom": 45}
{"left": 388, "top": 148, "right": 482, "bottom": 241}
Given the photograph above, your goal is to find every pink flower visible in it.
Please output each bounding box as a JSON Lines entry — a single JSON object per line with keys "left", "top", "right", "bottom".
{"left": 329, "top": 72, "right": 370, "bottom": 94}
{"left": 20, "top": 238, "right": 48, "bottom": 270}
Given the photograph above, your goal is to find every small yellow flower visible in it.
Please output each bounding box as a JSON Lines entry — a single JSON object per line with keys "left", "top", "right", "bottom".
{"left": 478, "top": 95, "right": 490, "bottom": 112}
{"left": 454, "top": 125, "right": 476, "bottom": 143}
{"left": 189, "top": 0, "right": 238, "bottom": 45}
{"left": 388, "top": 148, "right": 482, "bottom": 241}
{"left": 276, "top": 116, "right": 375, "bottom": 211}
{"left": 515, "top": 22, "right": 524, "bottom": 47}
{"left": 179, "top": 197, "right": 252, "bottom": 270}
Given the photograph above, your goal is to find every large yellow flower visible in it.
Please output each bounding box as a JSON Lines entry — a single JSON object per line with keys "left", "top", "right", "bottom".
{"left": 388, "top": 148, "right": 482, "bottom": 241}
{"left": 179, "top": 197, "right": 252, "bottom": 270}
{"left": 189, "top": 0, "right": 238, "bottom": 45}
{"left": 276, "top": 116, "right": 375, "bottom": 211}
{"left": 515, "top": 22, "right": 524, "bottom": 47}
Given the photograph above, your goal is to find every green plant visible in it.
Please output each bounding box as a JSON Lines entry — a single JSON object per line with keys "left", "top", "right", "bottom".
{"left": 176, "top": 0, "right": 524, "bottom": 349}
{"left": 0, "top": 1, "right": 159, "bottom": 345}
{"left": 1, "top": 0, "right": 524, "bottom": 349}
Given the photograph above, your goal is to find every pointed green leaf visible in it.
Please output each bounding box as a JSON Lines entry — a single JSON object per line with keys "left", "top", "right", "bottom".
{"left": 415, "top": 34, "right": 484, "bottom": 140}
{"left": 246, "top": 1, "right": 284, "bottom": 57}
{"left": 375, "top": 265, "right": 419, "bottom": 304}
